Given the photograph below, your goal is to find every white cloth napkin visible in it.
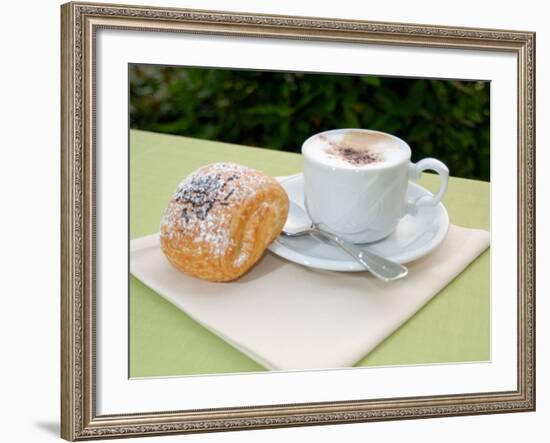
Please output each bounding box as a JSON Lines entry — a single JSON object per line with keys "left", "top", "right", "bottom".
{"left": 130, "top": 224, "right": 489, "bottom": 370}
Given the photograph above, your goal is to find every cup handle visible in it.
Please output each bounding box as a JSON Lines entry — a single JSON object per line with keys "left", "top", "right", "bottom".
{"left": 406, "top": 158, "right": 449, "bottom": 215}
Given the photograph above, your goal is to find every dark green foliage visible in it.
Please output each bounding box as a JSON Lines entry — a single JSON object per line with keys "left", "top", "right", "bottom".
{"left": 130, "top": 65, "right": 490, "bottom": 181}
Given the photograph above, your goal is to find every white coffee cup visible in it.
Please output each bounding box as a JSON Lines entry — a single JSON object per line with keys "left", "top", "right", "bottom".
{"left": 302, "top": 128, "right": 449, "bottom": 243}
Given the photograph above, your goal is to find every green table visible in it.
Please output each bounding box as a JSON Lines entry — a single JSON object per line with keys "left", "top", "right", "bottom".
{"left": 130, "top": 129, "right": 490, "bottom": 377}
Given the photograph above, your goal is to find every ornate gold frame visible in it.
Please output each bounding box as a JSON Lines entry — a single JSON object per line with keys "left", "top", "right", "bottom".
{"left": 61, "top": 1, "right": 535, "bottom": 440}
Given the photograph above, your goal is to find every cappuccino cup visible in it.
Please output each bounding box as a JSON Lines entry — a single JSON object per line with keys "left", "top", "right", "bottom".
{"left": 302, "top": 128, "right": 449, "bottom": 243}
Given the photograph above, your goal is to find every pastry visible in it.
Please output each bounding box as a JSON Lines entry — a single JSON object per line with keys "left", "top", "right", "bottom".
{"left": 160, "top": 162, "right": 289, "bottom": 282}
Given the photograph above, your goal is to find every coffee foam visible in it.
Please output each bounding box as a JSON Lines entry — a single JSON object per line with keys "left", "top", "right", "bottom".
{"left": 304, "top": 130, "right": 409, "bottom": 169}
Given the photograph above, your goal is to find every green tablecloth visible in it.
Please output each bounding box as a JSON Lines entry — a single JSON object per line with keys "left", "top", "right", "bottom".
{"left": 130, "top": 129, "right": 490, "bottom": 377}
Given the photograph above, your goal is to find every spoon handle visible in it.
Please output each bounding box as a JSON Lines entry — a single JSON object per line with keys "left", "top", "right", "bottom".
{"left": 312, "top": 227, "right": 408, "bottom": 282}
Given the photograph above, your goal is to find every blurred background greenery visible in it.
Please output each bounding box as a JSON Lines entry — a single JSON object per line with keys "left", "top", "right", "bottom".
{"left": 130, "top": 65, "right": 490, "bottom": 181}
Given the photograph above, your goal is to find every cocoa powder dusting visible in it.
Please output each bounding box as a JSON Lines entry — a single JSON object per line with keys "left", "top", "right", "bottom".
{"left": 320, "top": 133, "right": 382, "bottom": 166}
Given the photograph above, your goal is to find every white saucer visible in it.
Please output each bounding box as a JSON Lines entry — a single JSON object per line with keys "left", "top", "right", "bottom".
{"left": 268, "top": 174, "right": 450, "bottom": 271}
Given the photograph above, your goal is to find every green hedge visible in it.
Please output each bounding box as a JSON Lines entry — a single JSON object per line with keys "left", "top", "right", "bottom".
{"left": 130, "top": 65, "right": 490, "bottom": 181}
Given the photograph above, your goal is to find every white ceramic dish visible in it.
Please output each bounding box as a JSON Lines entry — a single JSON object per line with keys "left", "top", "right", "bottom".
{"left": 268, "top": 174, "right": 450, "bottom": 271}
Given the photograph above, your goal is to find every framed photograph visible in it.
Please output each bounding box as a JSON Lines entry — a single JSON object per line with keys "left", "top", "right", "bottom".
{"left": 61, "top": 1, "right": 535, "bottom": 440}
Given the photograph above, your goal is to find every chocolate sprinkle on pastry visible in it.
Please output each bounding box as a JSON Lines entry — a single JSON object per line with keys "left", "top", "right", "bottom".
{"left": 175, "top": 172, "right": 240, "bottom": 221}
